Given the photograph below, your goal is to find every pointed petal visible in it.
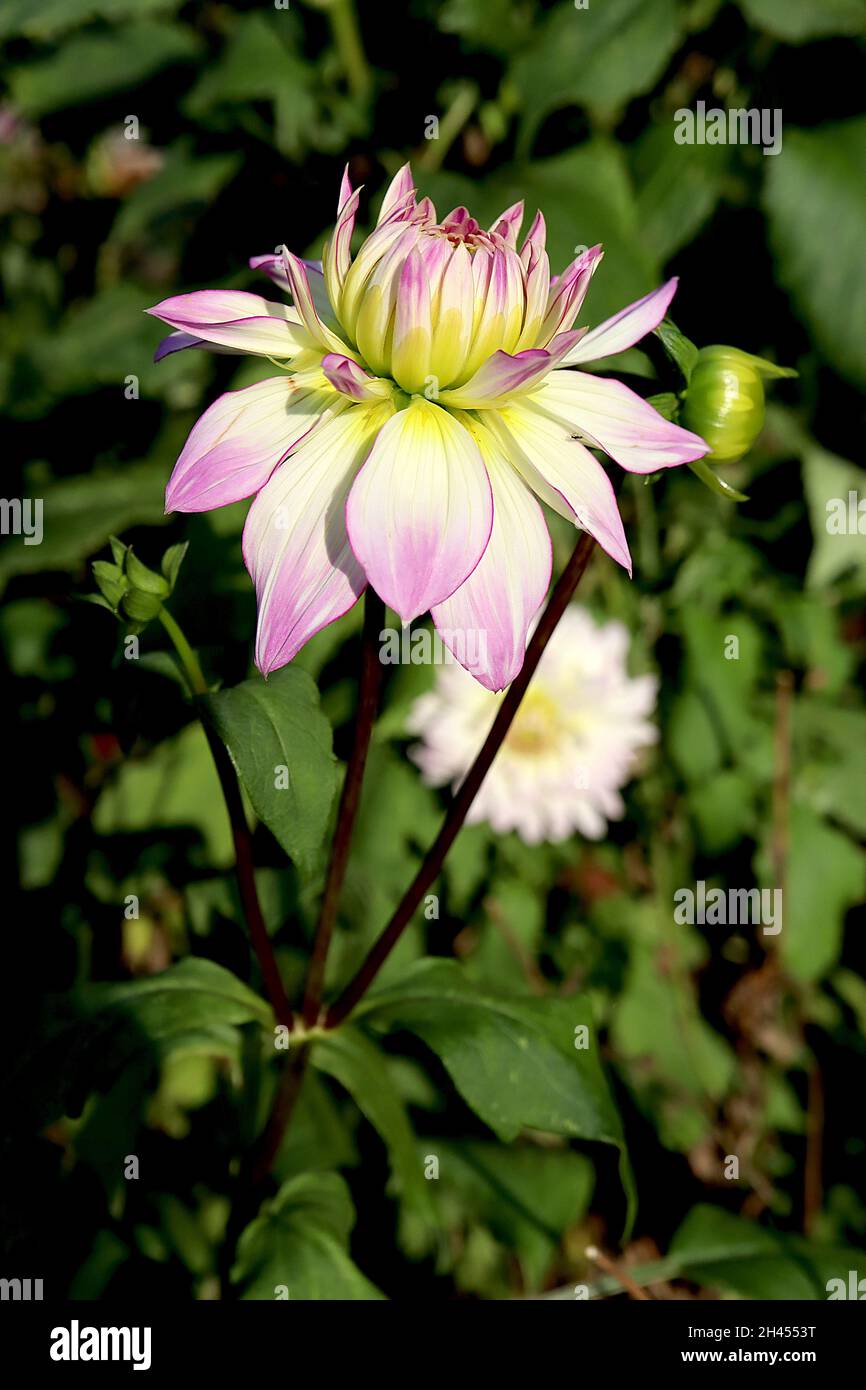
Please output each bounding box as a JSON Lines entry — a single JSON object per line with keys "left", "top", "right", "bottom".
{"left": 515, "top": 218, "right": 551, "bottom": 351}
{"left": 431, "top": 418, "right": 551, "bottom": 691}
{"left": 486, "top": 402, "right": 632, "bottom": 574}
{"left": 377, "top": 162, "right": 416, "bottom": 225}
{"left": 321, "top": 353, "right": 393, "bottom": 401}
{"left": 532, "top": 370, "right": 708, "bottom": 472}
{"left": 337, "top": 163, "right": 353, "bottom": 215}
{"left": 390, "top": 247, "right": 432, "bottom": 394}
{"left": 440, "top": 330, "right": 584, "bottom": 409}
{"left": 154, "top": 330, "right": 242, "bottom": 362}
{"left": 250, "top": 254, "right": 339, "bottom": 328}
{"left": 324, "top": 183, "right": 362, "bottom": 311}
{"left": 519, "top": 209, "right": 546, "bottom": 264}
{"left": 488, "top": 199, "right": 525, "bottom": 247}
{"left": 428, "top": 241, "right": 473, "bottom": 386}
{"left": 345, "top": 398, "right": 493, "bottom": 623}
{"left": 166, "top": 377, "right": 341, "bottom": 513}
{"left": 560, "top": 278, "right": 679, "bottom": 365}
{"left": 243, "top": 404, "right": 393, "bottom": 674}
{"left": 281, "top": 248, "right": 353, "bottom": 355}
{"left": 538, "top": 244, "right": 603, "bottom": 345}
{"left": 146, "top": 290, "right": 312, "bottom": 357}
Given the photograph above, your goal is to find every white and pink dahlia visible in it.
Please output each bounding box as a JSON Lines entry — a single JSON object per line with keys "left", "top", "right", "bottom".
{"left": 148, "top": 164, "right": 706, "bottom": 691}
{"left": 407, "top": 606, "right": 658, "bottom": 844}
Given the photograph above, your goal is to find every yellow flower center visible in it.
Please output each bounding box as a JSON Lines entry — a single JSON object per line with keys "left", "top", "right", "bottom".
{"left": 505, "top": 688, "right": 564, "bottom": 757}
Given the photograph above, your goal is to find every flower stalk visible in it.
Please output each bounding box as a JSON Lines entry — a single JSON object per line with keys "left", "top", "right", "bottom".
{"left": 158, "top": 609, "right": 294, "bottom": 1030}
{"left": 325, "top": 530, "right": 597, "bottom": 1028}
{"left": 301, "top": 588, "right": 385, "bottom": 1025}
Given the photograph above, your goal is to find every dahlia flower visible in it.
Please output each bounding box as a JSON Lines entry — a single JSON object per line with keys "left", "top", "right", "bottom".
{"left": 407, "top": 606, "right": 657, "bottom": 843}
{"left": 148, "top": 164, "right": 706, "bottom": 691}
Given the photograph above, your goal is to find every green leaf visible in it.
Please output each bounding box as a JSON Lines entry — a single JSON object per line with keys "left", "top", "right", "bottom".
{"left": 632, "top": 124, "right": 732, "bottom": 262}
{"left": 771, "top": 804, "right": 866, "bottom": 982}
{"left": 795, "top": 702, "right": 866, "bottom": 836}
{"left": 510, "top": 0, "right": 682, "bottom": 153}
{"left": 108, "top": 146, "right": 241, "bottom": 248}
{"left": 686, "top": 454, "right": 749, "bottom": 502}
{"left": 438, "top": 0, "right": 535, "bottom": 55}
{"left": 334, "top": 744, "right": 439, "bottom": 983}
{"left": 433, "top": 1140, "right": 594, "bottom": 1291}
{"left": 0, "top": 0, "right": 183, "bottom": 41}
{"left": 689, "top": 769, "right": 755, "bottom": 854}
{"left": 645, "top": 391, "right": 679, "bottom": 421}
{"left": 4, "top": 958, "right": 269, "bottom": 1137}
{"left": 160, "top": 540, "right": 189, "bottom": 590}
{"left": 653, "top": 318, "right": 699, "bottom": 384}
{"left": 93, "top": 722, "right": 234, "bottom": 867}
{"left": 739, "top": 0, "right": 866, "bottom": 43}
{"left": 802, "top": 440, "right": 866, "bottom": 589}
{"left": 765, "top": 119, "right": 866, "bottom": 388}
{"left": 670, "top": 1206, "right": 825, "bottom": 1299}
{"left": 25, "top": 283, "right": 209, "bottom": 403}
{"left": 231, "top": 1173, "right": 385, "bottom": 1300}
{"left": 0, "top": 460, "right": 170, "bottom": 592}
{"left": 9, "top": 21, "right": 201, "bottom": 118}
{"left": 203, "top": 667, "right": 337, "bottom": 875}
{"left": 357, "top": 959, "right": 625, "bottom": 1150}
{"left": 612, "top": 941, "right": 736, "bottom": 1152}
{"left": 666, "top": 689, "right": 723, "bottom": 783}
{"left": 313, "top": 1028, "right": 434, "bottom": 1227}
{"left": 183, "top": 13, "right": 317, "bottom": 160}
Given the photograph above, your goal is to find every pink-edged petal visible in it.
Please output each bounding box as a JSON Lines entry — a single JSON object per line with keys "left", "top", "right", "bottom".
{"left": 561, "top": 278, "right": 679, "bottom": 366}
{"left": 337, "top": 163, "right": 353, "bottom": 215}
{"left": 515, "top": 229, "right": 551, "bottom": 352}
{"left": 390, "top": 247, "right": 432, "bottom": 394}
{"left": 440, "top": 329, "right": 585, "bottom": 409}
{"left": 281, "top": 248, "right": 352, "bottom": 354}
{"left": 345, "top": 397, "right": 493, "bottom": 623}
{"left": 249, "top": 252, "right": 291, "bottom": 294}
{"left": 166, "top": 376, "right": 342, "bottom": 513}
{"left": 486, "top": 403, "right": 632, "bottom": 574}
{"left": 324, "top": 182, "right": 362, "bottom": 310}
{"left": 488, "top": 199, "right": 525, "bottom": 247}
{"left": 243, "top": 404, "right": 392, "bottom": 675}
{"left": 539, "top": 244, "right": 603, "bottom": 345}
{"left": 531, "top": 371, "right": 708, "bottom": 473}
{"left": 411, "top": 195, "right": 437, "bottom": 226}
{"left": 146, "top": 290, "right": 311, "bottom": 357}
{"left": 251, "top": 253, "right": 340, "bottom": 335}
{"left": 519, "top": 209, "right": 547, "bottom": 265}
{"left": 154, "top": 330, "right": 242, "bottom": 362}
{"left": 431, "top": 419, "right": 551, "bottom": 692}
{"left": 377, "top": 162, "right": 416, "bottom": 225}
{"left": 321, "top": 353, "right": 392, "bottom": 401}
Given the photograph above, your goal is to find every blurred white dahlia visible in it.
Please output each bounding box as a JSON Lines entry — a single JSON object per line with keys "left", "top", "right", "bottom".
{"left": 407, "top": 605, "right": 657, "bottom": 843}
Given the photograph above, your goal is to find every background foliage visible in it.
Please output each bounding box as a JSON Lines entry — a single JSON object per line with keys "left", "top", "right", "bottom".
{"left": 3, "top": 0, "right": 866, "bottom": 1300}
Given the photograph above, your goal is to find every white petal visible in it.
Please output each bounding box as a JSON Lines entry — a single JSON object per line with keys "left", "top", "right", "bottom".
{"left": 243, "top": 404, "right": 392, "bottom": 674}
{"left": 431, "top": 418, "right": 551, "bottom": 691}
{"left": 346, "top": 398, "right": 493, "bottom": 623}
{"left": 486, "top": 401, "right": 632, "bottom": 573}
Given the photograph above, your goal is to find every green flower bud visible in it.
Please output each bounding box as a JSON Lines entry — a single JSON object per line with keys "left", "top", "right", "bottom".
{"left": 88, "top": 537, "right": 189, "bottom": 629}
{"left": 681, "top": 346, "right": 796, "bottom": 465}
{"left": 121, "top": 586, "right": 166, "bottom": 624}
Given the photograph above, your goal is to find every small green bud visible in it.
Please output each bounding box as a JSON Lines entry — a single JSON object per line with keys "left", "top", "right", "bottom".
{"left": 89, "top": 538, "right": 188, "bottom": 629}
{"left": 121, "top": 587, "right": 166, "bottom": 623}
{"left": 92, "top": 559, "right": 128, "bottom": 610}
{"left": 682, "top": 345, "right": 796, "bottom": 465}
{"left": 125, "top": 549, "right": 171, "bottom": 598}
